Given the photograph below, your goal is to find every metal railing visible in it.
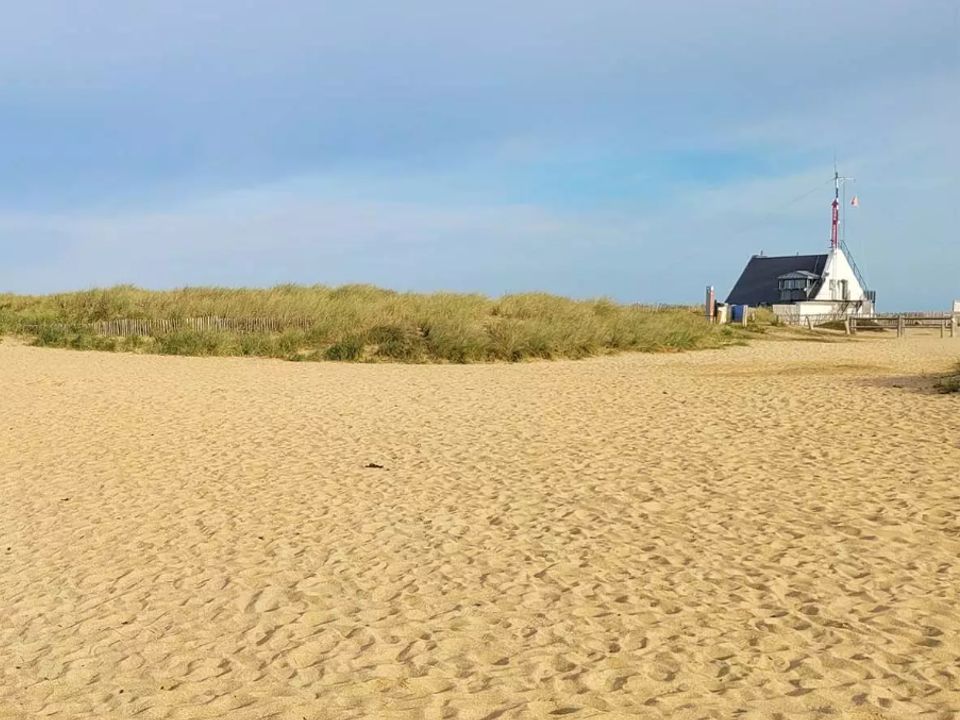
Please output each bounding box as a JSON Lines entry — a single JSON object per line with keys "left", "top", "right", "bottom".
{"left": 839, "top": 238, "right": 870, "bottom": 294}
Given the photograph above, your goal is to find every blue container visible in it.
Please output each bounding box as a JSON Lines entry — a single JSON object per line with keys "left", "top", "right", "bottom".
{"left": 731, "top": 304, "right": 747, "bottom": 323}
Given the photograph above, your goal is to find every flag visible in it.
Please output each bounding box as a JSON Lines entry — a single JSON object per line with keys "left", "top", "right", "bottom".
{"left": 850, "top": 195, "right": 860, "bottom": 207}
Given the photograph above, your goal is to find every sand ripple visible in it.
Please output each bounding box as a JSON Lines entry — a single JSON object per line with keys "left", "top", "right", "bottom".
{"left": 1, "top": 336, "right": 958, "bottom": 719}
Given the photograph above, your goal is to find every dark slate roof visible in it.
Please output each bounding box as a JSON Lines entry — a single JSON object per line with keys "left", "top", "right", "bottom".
{"left": 725, "top": 254, "right": 828, "bottom": 306}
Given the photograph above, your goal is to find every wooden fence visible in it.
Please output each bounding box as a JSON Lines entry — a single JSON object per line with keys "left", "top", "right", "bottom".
{"left": 13, "top": 317, "right": 308, "bottom": 337}
{"left": 776, "top": 312, "right": 852, "bottom": 328}
{"left": 632, "top": 303, "right": 699, "bottom": 312}
{"left": 774, "top": 310, "right": 960, "bottom": 336}
{"left": 848, "top": 314, "right": 957, "bottom": 338}
{"left": 23, "top": 306, "right": 698, "bottom": 339}
{"left": 89, "top": 316, "right": 320, "bottom": 337}
{"left": 19, "top": 310, "right": 960, "bottom": 339}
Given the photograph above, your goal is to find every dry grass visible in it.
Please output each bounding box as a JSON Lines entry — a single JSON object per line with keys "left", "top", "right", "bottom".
{"left": 937, "top": 362, "right": 960, "bottom": 393}
{"left": 0, "top": 285, "right": 744, "bottom": 362}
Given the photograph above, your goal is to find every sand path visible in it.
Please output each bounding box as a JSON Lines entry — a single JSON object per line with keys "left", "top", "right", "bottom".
{"left": 1, "top": 335, "right": 958, "bottom": 719}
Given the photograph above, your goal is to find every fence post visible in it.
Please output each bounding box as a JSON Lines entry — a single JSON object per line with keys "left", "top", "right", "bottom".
{"left": 897, "top": 315, "right": 904, "bottom": 338}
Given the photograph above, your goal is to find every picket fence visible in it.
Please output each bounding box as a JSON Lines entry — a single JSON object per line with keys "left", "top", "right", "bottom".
{"left": 773, "top": 312, "right": 851, "bottom": 327}
{"left": 91, "top": 316, "right": 316, "bottom": 337}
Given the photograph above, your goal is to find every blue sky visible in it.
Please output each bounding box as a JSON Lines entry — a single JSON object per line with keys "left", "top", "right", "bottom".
{"left": 1, "top": 1, "right": 957, "bottom": 309}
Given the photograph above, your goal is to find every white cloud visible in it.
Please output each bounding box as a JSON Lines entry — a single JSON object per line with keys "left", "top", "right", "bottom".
{"left": 0, "top": 1, "right": 956, "bottom": 309}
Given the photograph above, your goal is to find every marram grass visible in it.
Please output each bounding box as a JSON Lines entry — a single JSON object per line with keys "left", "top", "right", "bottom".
{"left": 0, "top": 285, "right": 745, "bottom": 363}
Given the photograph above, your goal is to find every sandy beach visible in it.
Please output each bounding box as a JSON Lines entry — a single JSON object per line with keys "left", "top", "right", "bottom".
{"left": 1, "top": 335, "right": 958, "bottom": 720}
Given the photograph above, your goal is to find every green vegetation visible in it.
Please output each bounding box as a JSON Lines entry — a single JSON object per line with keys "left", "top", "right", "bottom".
{"left": 936, "top": 362, "right": 960, "bottom": 394}
{"left": 743, "top": 307, "right": 781, "bottom": 334}
{"left": 0, "top": 284, "right": 745, "bottom": 363}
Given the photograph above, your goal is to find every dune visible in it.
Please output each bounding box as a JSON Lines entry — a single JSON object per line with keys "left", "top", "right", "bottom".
{"left": 1, "top": 335, "right": 957, "bottom": 719}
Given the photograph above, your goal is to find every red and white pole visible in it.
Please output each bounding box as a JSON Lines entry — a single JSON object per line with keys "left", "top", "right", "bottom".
{"left": 830, "top": 170, "right": 840, "bottom": 249}
{"left": 831, "top": 198, "right": 840, "bottom": 249}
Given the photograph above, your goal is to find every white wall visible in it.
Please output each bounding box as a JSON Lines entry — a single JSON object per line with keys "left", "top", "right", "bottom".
{"left": 812, "top": 248, "right": 867, "bottom": 302}
{"left": 772, "top": 300, "right": 873, "bottom": 324}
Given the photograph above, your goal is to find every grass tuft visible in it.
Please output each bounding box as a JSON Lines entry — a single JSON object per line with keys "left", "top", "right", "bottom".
{"left": 744, "top": 307, "right": 780, "bottom": 333}
{"left": 324, "top": 336, "right": 365, "bottom": 361}
{"left": 936, "top": 362, "right": 960, "bottom": 393}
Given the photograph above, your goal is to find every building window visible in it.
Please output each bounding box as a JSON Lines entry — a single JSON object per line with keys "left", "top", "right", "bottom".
{"left": 779, "top": 278, "right": 812, "bottom": 292}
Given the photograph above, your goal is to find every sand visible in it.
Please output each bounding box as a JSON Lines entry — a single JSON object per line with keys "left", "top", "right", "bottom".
{"left": 1, "top": 334, "right": 958, "bottom": 720}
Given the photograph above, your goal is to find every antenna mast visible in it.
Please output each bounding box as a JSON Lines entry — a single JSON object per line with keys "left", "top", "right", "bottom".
{"left": 831, "top": 166, "right": 840, "bottom": 250}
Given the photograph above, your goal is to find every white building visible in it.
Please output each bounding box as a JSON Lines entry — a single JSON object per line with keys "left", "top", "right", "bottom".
{"left": 725, "top": 170, "right": 875, "bottom": 323}
{"left": 726, "top": 247, "right": 875, "bottom": 322}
